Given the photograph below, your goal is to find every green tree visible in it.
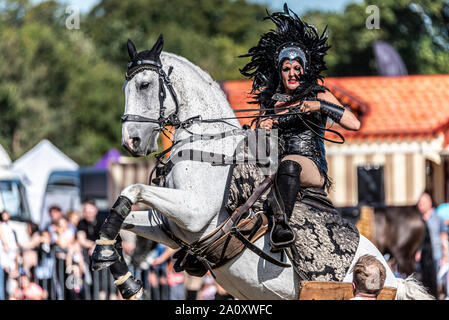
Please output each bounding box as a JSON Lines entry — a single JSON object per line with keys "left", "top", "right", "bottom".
{"left": 0, "top": 1, "right": 123, "bottom": 164}
{"left": 303, "top": 0, "right": 449, "bottom": 76}
{"left": 84, "top": 0, "right": 270, "bottom": 80}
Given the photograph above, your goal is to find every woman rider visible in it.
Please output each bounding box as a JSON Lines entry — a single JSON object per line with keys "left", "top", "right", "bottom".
{"left": 240, "top": 5, "right": 360, "bottom": 250}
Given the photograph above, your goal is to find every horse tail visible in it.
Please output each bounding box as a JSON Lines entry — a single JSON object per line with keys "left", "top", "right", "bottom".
{"left": 395, "top": 275, "right": 435, "bottom": 300}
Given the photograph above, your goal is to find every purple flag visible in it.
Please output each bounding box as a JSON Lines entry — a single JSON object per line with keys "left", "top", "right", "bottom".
{"left": 373, "top": 40, "right": 408, "bottom": 76}
{"left": 94, "top": 148, "right": 123, "bottom": 169}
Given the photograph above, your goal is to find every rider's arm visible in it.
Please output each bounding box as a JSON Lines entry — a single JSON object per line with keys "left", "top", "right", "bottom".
{"left": 316, "top": 91, "right": 360, "bottom": 131}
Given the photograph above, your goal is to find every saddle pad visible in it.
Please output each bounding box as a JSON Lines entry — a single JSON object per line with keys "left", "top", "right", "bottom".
{"left": 226, "top": 163, "right": 360, "bottom": 282}
{"left": 298, "top": 281, "right": 397, "bottom": 300}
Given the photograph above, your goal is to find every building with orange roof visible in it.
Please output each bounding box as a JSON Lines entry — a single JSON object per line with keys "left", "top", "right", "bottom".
{"left": 220, "top": 75, "right": 449, "bottom": 207}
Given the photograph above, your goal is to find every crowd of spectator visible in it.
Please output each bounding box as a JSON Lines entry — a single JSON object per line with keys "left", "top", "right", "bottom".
{"left": 4, "top": 190, "right": 449, "bottom": 300}
{"left": 0, "top": 200, "right": 233, "bottom": 300}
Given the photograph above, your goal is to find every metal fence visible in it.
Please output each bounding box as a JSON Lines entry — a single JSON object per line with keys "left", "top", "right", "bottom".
{"left": 0, "top": 245, "right": 171, "bottom": 300}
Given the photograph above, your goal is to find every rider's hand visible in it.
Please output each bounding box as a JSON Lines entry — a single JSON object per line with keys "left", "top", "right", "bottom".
{"left": 300, "top": 100, "right": 321, "bottom": 114}
{"left": 259, "top": 118, "right": 278, "bottom": 130}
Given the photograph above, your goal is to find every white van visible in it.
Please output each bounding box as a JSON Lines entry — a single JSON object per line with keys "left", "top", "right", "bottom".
{"left": 0, "top": 167, "right": 32, "bottom": 246}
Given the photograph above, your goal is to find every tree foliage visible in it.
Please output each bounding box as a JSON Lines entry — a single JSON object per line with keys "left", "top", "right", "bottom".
{"left": 0, "top": 0, "right": 448, "bottom": 165}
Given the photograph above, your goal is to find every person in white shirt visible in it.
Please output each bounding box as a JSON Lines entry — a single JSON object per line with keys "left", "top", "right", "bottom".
{"left": 0, "top": 211, "right": 19, "bottom": 299}
{"left": 0, "top": 211, "right": 18, "bottom": 274}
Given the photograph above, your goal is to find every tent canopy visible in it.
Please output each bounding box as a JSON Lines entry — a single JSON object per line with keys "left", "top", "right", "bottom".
{"left": 0, "top": 145, "right": 11, "bottom": 167}
{"left": 12, "top": 140, "right": 78, "bottom": 224}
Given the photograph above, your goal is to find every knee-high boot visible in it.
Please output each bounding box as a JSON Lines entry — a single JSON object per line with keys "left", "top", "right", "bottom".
{"left": 268, "top": 160, "right": 302, "bottom": 250}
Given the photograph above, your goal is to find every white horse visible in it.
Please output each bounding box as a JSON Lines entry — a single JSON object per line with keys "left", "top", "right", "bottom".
{"left": 93, "top": 36, "right": 432, "bottom": 300}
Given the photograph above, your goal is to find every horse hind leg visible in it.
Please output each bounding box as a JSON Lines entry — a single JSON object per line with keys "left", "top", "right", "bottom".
{"left": 108, "top": 236, "right": 144, "bottom": 300}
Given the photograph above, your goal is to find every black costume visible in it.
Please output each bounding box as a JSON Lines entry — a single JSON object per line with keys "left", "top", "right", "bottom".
{"left": 240, "top": 4, "right": 344, "bottom": 249}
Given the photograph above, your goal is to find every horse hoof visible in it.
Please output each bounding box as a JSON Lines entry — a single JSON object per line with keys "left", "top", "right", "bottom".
{"left": 128, "top": 288, "right": 144, "bottom": 300}
{"left": 115, "top": 272, "right": 143, "bottom": 300}
{"left": 91, "top": 241, "right": 120, "bottom": 271}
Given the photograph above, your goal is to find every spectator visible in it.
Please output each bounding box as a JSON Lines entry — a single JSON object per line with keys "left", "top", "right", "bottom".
{"left": 34, "top": 230, "right": 55, "bottom": 298}
{"left": 350, "top": 254, "right": 387, "bottom": 300}
{"left": 20, "top": 222, "right": 41, "bottom": 275}
{"left": 148, "top": 243, "right": 171, "bottom": 300}
{"left": 77, "top": 200, "right": 107, "bottom": 299}
{"left": 183, "top": 272, "right": 203, "bottom": 300}
{"left": 66, "top": 210, "right": 81, "bottom": 236}
{"left": 197, "top": 273, "right": 217, "bottom": 300}
{"left": 46, "top": 205, "right": 64, "bottom": 245}
{"left": 416, "top": 192, "right": 449, "bottom": 277}
{"left": 0, "top": 211, "right": 19, "bottom": 299}
{"left": 166, "top": 258, "right": 185, "bottom": 300}
{"left": 54, "top": 217, "right": 75, "bottom": 254}
{"left": 436, "top": 203, "right": 449, "bottom": 298}
{"left": 77, "top": 200, "right": 104, "bottom": 257}
{"left": 12, "top": 269, "right": 46, "bottom": 300}
{"left": 65, "top": 239, "right": 86, "bottom": 300}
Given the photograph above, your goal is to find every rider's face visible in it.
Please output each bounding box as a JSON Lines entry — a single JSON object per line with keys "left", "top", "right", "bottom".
{"left": 281, "top": 60, "right": 303, "bottom": 94}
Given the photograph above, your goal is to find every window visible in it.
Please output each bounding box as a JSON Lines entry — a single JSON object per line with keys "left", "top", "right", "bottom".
{"left": 357, "top": 164, "right": 385, "bottom": 207}
{"left": 0, "top": 180, "right": 31, "bottom": 220}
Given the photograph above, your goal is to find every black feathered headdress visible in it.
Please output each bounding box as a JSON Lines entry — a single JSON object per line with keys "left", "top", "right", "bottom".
{"left": 240, "top": 4, "right": 330, "bottom": 107}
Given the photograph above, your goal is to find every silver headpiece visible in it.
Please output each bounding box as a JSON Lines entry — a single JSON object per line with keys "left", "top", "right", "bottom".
{"left": 277, "top": 46, "right": 307, "bottom": 70}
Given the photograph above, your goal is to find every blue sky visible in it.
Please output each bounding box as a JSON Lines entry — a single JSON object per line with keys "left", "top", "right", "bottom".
{"left": 32, "top": 0, "right": 363, "bottom": 13}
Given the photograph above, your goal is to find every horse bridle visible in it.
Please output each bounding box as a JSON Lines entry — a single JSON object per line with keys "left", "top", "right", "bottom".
{"left": 122, "top": 59, "right": 181, "bottom": 129}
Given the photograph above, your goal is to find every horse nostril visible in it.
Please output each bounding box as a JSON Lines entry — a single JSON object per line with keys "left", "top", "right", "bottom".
{"left": 132, "top": 137, "right": 141, "bottom": 148}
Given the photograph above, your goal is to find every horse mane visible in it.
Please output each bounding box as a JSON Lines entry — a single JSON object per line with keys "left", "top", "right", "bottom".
{"left": 161, "top": 52, "right": 224, "bottom": 93}
{"left": 160, "top": 51, "right": 240, "bottom": 126}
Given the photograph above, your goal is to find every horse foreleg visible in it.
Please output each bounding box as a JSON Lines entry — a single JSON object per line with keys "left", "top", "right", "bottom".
{"left": 91, "top": 196, "right": 134, "bottom": 271}
{"left": 121, "top": 182, "right": 223, "bottom": 233}
{"left": 93, "top": 210, "right": 181, "bottom": 299}
{"left": 91, "top": 199, "right": 181, "bottom": 272}
{"left": 108, "top": 236, "right": 143, "bottom": 300}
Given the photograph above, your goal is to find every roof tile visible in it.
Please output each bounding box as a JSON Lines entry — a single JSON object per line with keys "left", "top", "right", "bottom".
{"left": 221, "top": 75, "right": 449, "bottom": 144}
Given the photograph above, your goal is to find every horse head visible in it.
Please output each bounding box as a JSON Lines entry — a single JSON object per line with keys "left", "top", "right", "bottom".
{"left": 121, "top": 35, "right": 177, "bottom": 156}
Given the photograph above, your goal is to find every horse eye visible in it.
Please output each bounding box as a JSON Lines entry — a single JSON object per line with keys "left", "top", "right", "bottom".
{"left": 140, "top": 82, "right": 150, "bottom": 90}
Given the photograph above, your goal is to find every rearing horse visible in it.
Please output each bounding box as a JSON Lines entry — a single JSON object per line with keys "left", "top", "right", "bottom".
{"left": 91, "top": 36, "right": 432, "bottom": 300}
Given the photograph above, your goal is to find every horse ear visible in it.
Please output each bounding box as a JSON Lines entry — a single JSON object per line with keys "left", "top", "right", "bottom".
{"left": 151, "top": 34, "right": 164, "bottom": 57}
{"left": 127, "top": 39, "right": 137, "bottom": 60}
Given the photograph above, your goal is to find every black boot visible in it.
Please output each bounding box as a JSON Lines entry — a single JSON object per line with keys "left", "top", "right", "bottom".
{"left": 268, "top": 160, "right": 302, "bottom": 250}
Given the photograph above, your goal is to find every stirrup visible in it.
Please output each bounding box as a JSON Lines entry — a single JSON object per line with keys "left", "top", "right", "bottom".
{"left": 266, "top": 185, "right": 295, "bottom": 251}
{"left": 91, "top": 239, "right": 120, "bottom": 271}
{"left": 114, "top": 272, "right": 144, "bottom": 300}
{"left": 269, "top": 216, "right": 296, "bottom": 251}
